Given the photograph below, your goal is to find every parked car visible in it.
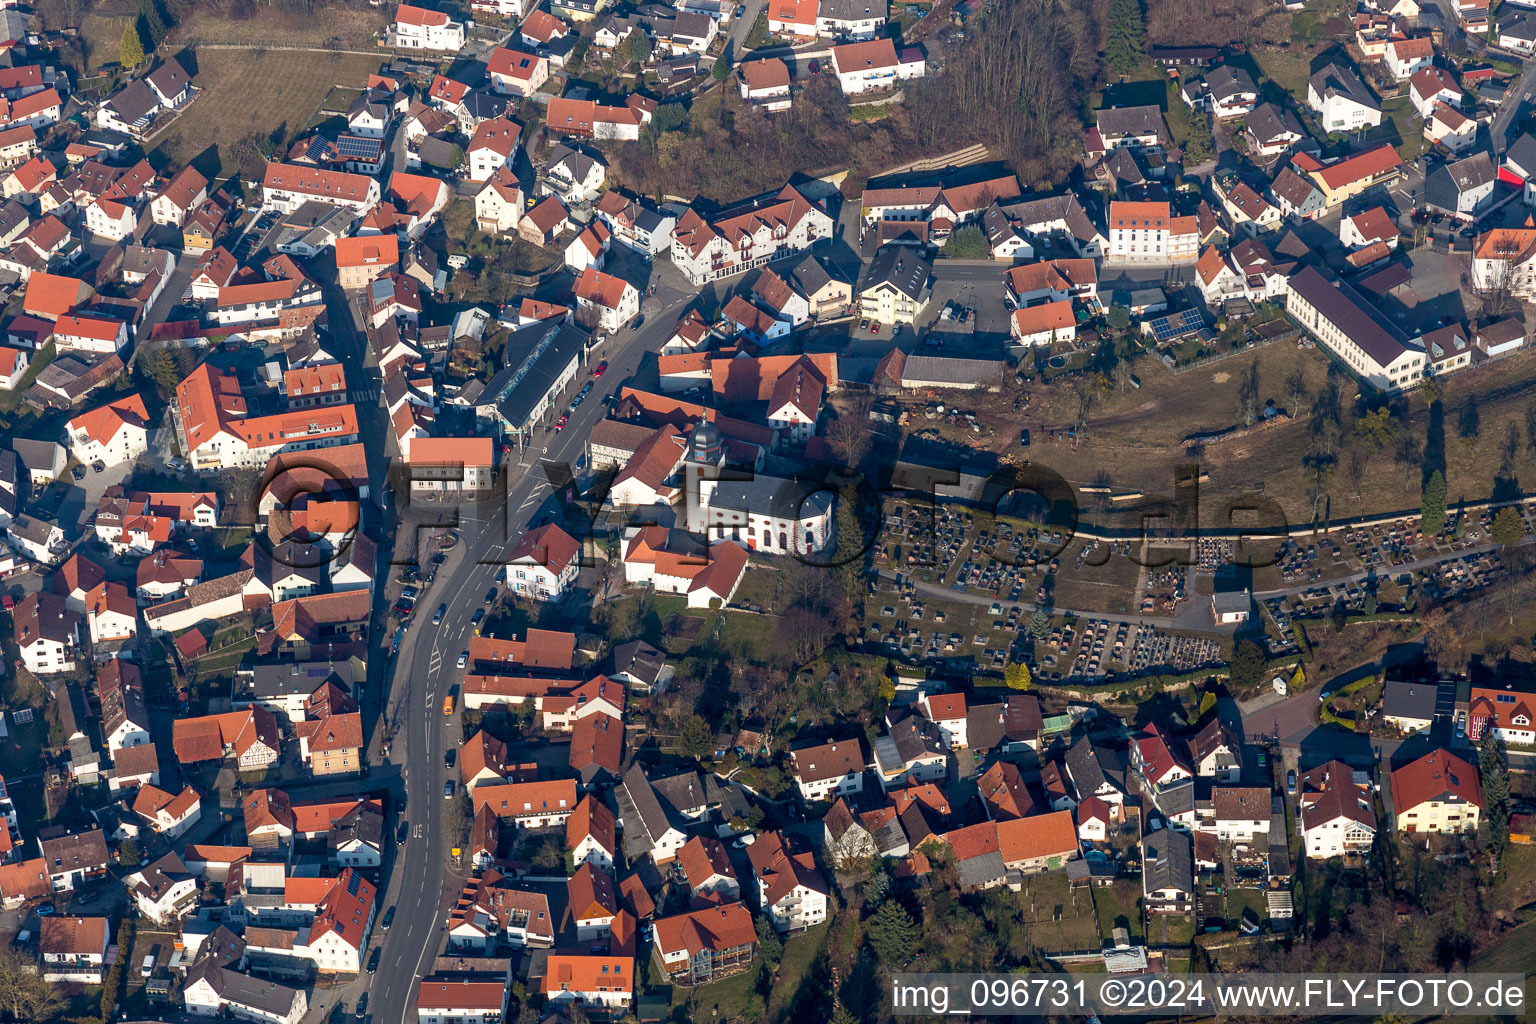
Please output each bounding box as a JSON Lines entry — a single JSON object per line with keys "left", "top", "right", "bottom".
{"left": 382, "top": 906, "right": 396, "bottom": 929}
{"left": 594, "top": 361, "right": 607, "bottom": 377}
{"left": 367, "top": 948, "right": 381, "bottom": 974}
{"left": 396, "top": 822, "right": 409, "bottom": 845}
{"left": 432, "top": 604, "right": 446, "bottom": 625}
{"left": 70, "top": 466, "right": 86, "bottom": 480}
{"left": 444, "top": 749, "right": 456, "bottom": 768}
{"left": 484, "top": 588, "right": 498, "bottom": 604}
{"left": 443, "top": 780, "right": 455, "bottom": 799}
{"left": 1286, "top": 768, "right": 1297, "bottom": 794}
{"left": 457, "top": 651, "right": 468, "bottom": 669}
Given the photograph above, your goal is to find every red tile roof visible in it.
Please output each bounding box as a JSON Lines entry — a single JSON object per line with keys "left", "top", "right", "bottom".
{"left": 1389, "top": 748, "right": 1483, "bottom": 814}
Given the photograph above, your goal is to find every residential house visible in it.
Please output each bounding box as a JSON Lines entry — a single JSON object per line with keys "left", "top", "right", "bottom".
{"left": 669, "top": 183, "right": 832, "bottom": 284}
{"left": 393, "top": 3, "right": 467, "bottom": 50}
{"left": 505, "top": 523, "right": 580, "bottom": 601}
{"left": 1385, "top": 36, "right": 1435, "bottom": 80}
{"left": 40, "top": 916, "right": 109, "bottom": 982}
{"left": 66, "top": 394, "right": 150, "bottom": 468}
{"left": 1142, "top": 828, "right": 1194, "bottom": 912}
{"left": 1307, "top": 63, "right": 1383, "bottom": 132}
{"left": 790, "top": 739, "right": 865, "bottom": 802}
{"left": 652, "top": 903, "right": 756, "bottom": 986}
{"left": 541, "top": 955, "right": 633, "bottom": 1012}
{"left": 829, "top": 39, "right": 925, "bottom": 95}
{"left": 543, "top": 144, "right": 606, "bottom": 204}
{"left": 1389, "top": 749, "right": 1483, "bottom": 834}
{"left": 1299, "top": 760, "right": 1376, "bottom": 859}
{"left": 857, "top": 245, "right": 931, "bottom": 324}
{"left": 748, "top": 831, "right": 828, "bottom": 933}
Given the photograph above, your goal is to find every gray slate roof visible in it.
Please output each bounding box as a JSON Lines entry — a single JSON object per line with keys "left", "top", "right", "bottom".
{"left": 1143, "top": 827, "right": 1193, "bottom": 895}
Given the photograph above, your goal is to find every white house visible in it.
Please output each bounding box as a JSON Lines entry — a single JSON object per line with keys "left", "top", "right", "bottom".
{"left": 1384, "top": 36, "right": 1434, "bottom": 80}
{"left": 573, "top": 266, "right": 640, "bottom": 332}
{"left": 505, "top": 524, "right": 580, "bottom": 601}
{"left": 40, "top": 916, "right": 109, "bottom": 983}
{"left": 747, "top": 831, "right": 828, "bottom": 933}
{"left": 1307, "top": 63, "right": 1383, "bottom": 132}
{"left": 125, "top": 852, "right": 199, "bottom": 925}
{"left": 488, "top": 46, "right": 549, "bottom": 96}
{"left": 1409, "top": 66, "right": 1462, "bottom": 119}
{"left": 829, "top": 39, "right": 925, "bottom": 95}
{"left": 1299, "top": 761, "right": 1376, "bottom": 859}
{"left": 67, "top": 395, "right": 150, "bottom": 468}
{"left": 670, "top": 184, "right": 833, "bottom": 284}
{"left": 416, "top": 978, "right": 509, "bottom": 1024}
{"left": 393, "top": 3, "right": 467, "bottom": 50}
{"left": 1426, "top": 102, "right": 1477, "bottom": 154}
{"left": 1210, "top": 787, "right": 1271, "bottom": 843}
{"left": 53, "top": 313, "right": 129, "bottom": 355}
{"left": 790, "top": 739, "right": 866, "bottom": 802}
{"left": 564, "top": 220, "right": 610, "bottom": 274}
{"left": 1010, "top": 299, "right": 1076, "bottom": 347}
{"left": 467, "top": 116, "right": 522, "bottom": 183}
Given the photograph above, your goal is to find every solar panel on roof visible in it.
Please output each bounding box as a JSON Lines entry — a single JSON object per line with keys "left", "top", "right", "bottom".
{"left": 336, "top": 135, "right": 382, "bottom": 159}
{"left": 1149, "top": 308, "right": 1204, "bottom": 341}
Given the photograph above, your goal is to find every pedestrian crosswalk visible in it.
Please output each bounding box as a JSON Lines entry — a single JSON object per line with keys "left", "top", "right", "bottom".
{"left": 352, "top": 388, "right": 380, "bottom": 402}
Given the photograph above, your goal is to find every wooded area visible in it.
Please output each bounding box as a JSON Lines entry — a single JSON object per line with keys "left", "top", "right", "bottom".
{"left": 616, "top": 0, "right": 1104, "bottom": 201}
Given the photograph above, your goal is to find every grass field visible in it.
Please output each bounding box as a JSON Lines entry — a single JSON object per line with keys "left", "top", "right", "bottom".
{"left": 1016, "top": 330, "right": 1536, "bottom": 531}
{"left": 149, "top": 49, "right": 385, "bottom": 179}
{"left": 81, "top": 12, "right": 131, "bottom": 72}
{"left": 1380, "top": 94, "right": 1428, "bottom": 161}
{"left": 174, "top": 6, "right": 388, "bottom": 48}
{"left": 1094, "top": 880, "right": 1144, "bottom": 942}
{"left": 1016, "top": 872, "right": 1101, "bottom": 954}
{"left": 767, "top": 924, "right": 828, "bottom": 1023}
{"left": 1251, "top": 46, "right": 1316, "bottom": 101}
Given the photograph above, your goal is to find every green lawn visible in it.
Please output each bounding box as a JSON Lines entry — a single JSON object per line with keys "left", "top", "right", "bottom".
{"left": 767, "top": 923, "right": 829, "bottom": 1023}
{"left": 1380, "top": 94, "right": 1428, "bottom": 161}
{"left": 1225, "top": 887, "right": 1268, "bottom": 929}
{"left": 671, "top": 967, "right": 762, "bottom": 1019}
{"left": 1252, "top": 46, "right": 1316, "bottom": 101}
{"left": 1017, "top": 872, "right": 1102, "bottom": 954}
{"left": 1094, "top": 880, "right": 1145, "bottom": 942}
{"left": 1150, "top": 914, "right": 1197, "bottom": 949}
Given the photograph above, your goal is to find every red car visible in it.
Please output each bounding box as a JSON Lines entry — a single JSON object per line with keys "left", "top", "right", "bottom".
{"left": 594, "top": 361, "right": 607, "bottom": 377}
{"left": 555, "top": 415, "right": 568, "bottom": 431}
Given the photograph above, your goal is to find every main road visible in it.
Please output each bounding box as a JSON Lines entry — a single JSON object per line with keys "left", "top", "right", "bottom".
{"left": 365, "top": 257, "right": 704, "bottom": 1024}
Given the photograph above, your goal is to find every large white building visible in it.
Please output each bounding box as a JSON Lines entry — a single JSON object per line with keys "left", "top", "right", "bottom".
{"left": 174, "top": 364, "right": 360, "bottom": 471}
{"left": 1107, "top": 201, "right": 1198, "bottom": 263}
{"left": 261, "top": 163, "right": 381, "bottom": 215}
{"left": 1286, "top": 266, "right": 1425, "bottom": 392}
{"left": 680, "top": 422, "right": 833, "bottom": 556}
{"left": 1307, "top": 63, "right": 1383, "bottom": 133}
{"left": 393, "top": 3, "right": 467, "bottom": 50}
{"left": 829, "top": 38, "right": 925, "bottom": 95}
{"left": 670, "top": 184, "right": 833, "bottom": 284}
